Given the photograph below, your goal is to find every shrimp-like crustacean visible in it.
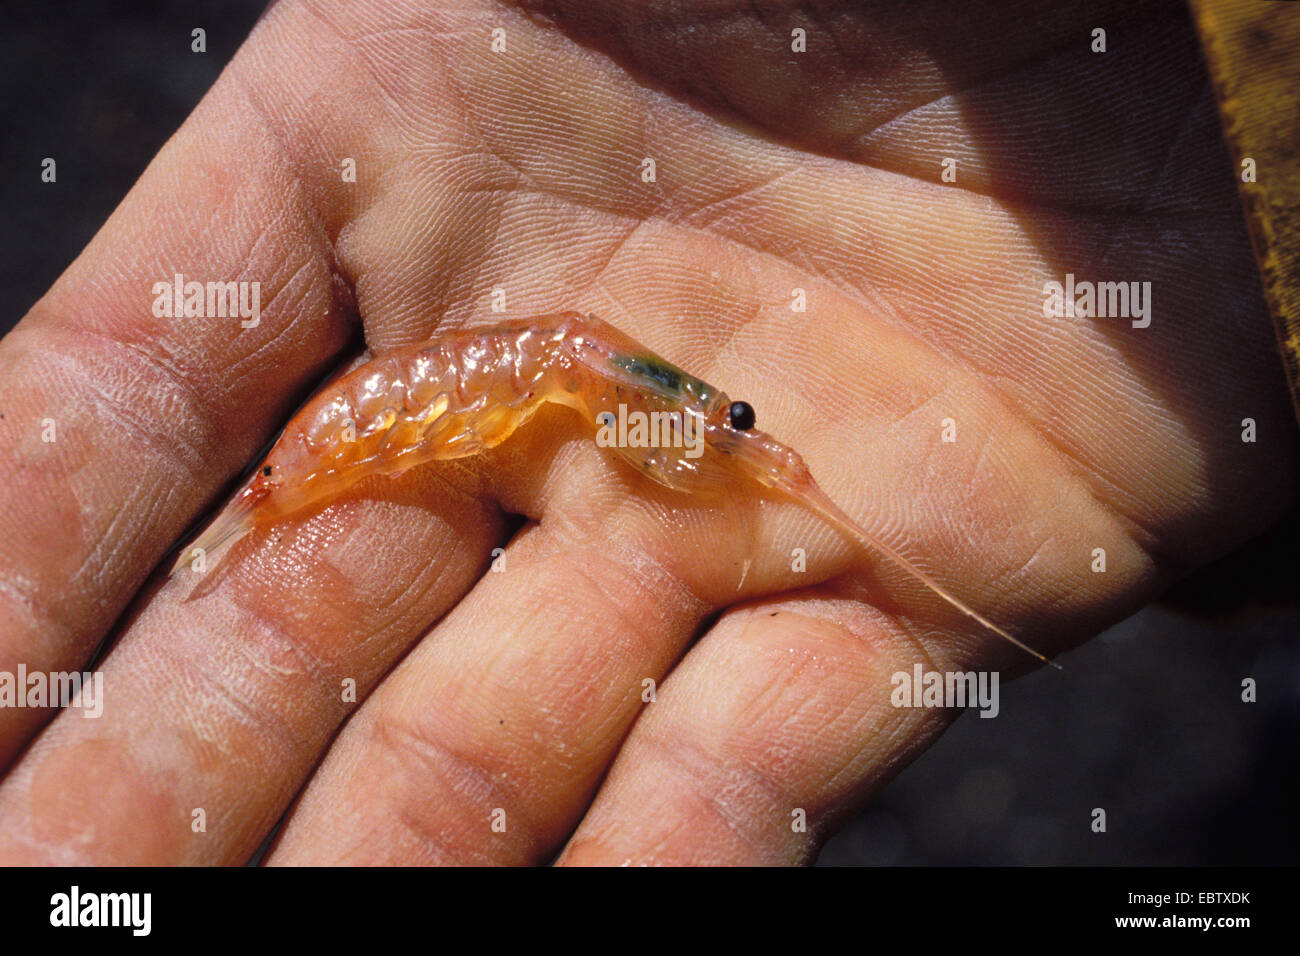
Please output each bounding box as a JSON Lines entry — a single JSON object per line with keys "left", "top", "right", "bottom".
{"left": 174, "top": 311, "right": 1056, "bottom": 668}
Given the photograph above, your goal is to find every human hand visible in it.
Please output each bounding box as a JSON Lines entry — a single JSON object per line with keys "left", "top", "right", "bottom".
{"left": 0, "top": 0, "right": 1291, "bottom": 864}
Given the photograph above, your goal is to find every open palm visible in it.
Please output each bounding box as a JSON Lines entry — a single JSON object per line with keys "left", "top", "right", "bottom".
{"left": 0, "top": 0, "right": 1291, "bottom": 864}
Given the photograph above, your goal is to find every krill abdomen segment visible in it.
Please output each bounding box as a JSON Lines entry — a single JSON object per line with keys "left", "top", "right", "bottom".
{"left": 280, "top": 324, "right": 569, "bottom": 490}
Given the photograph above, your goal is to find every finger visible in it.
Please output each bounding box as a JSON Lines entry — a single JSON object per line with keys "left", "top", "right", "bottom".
{"left": 0, "top": 465, "right": 501, "bottom": 865}
{"left": 264, "top": 457, "right": 718, "bottom": 865}
{"left": 0, "top": 37, "right": 355, "bottom": 761}
{"left": 557, "top": 590, "right": 959, "bottom": 865}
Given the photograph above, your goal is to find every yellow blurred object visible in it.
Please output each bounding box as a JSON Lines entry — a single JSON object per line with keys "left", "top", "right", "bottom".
{"left": 1190, "top": 0, "right": 1300, "bottom": 425}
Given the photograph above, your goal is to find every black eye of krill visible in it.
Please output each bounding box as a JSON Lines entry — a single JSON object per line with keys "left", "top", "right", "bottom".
{"left": 728, "top": 401, "right": 756, "bottom": 430}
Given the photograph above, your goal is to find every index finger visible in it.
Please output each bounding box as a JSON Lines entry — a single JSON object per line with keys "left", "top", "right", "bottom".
{"left": 0, "top": 52, "right": 357, "bottom": 765}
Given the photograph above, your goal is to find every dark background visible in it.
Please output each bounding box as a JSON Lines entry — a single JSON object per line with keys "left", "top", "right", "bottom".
{"left": 1, "top": 0, "right": 1296, "bottom": 865}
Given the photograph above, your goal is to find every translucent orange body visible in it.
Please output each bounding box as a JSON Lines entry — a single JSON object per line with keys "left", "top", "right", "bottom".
{"left": 174, "top": 311, "right": 1054, "bottom": 668}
